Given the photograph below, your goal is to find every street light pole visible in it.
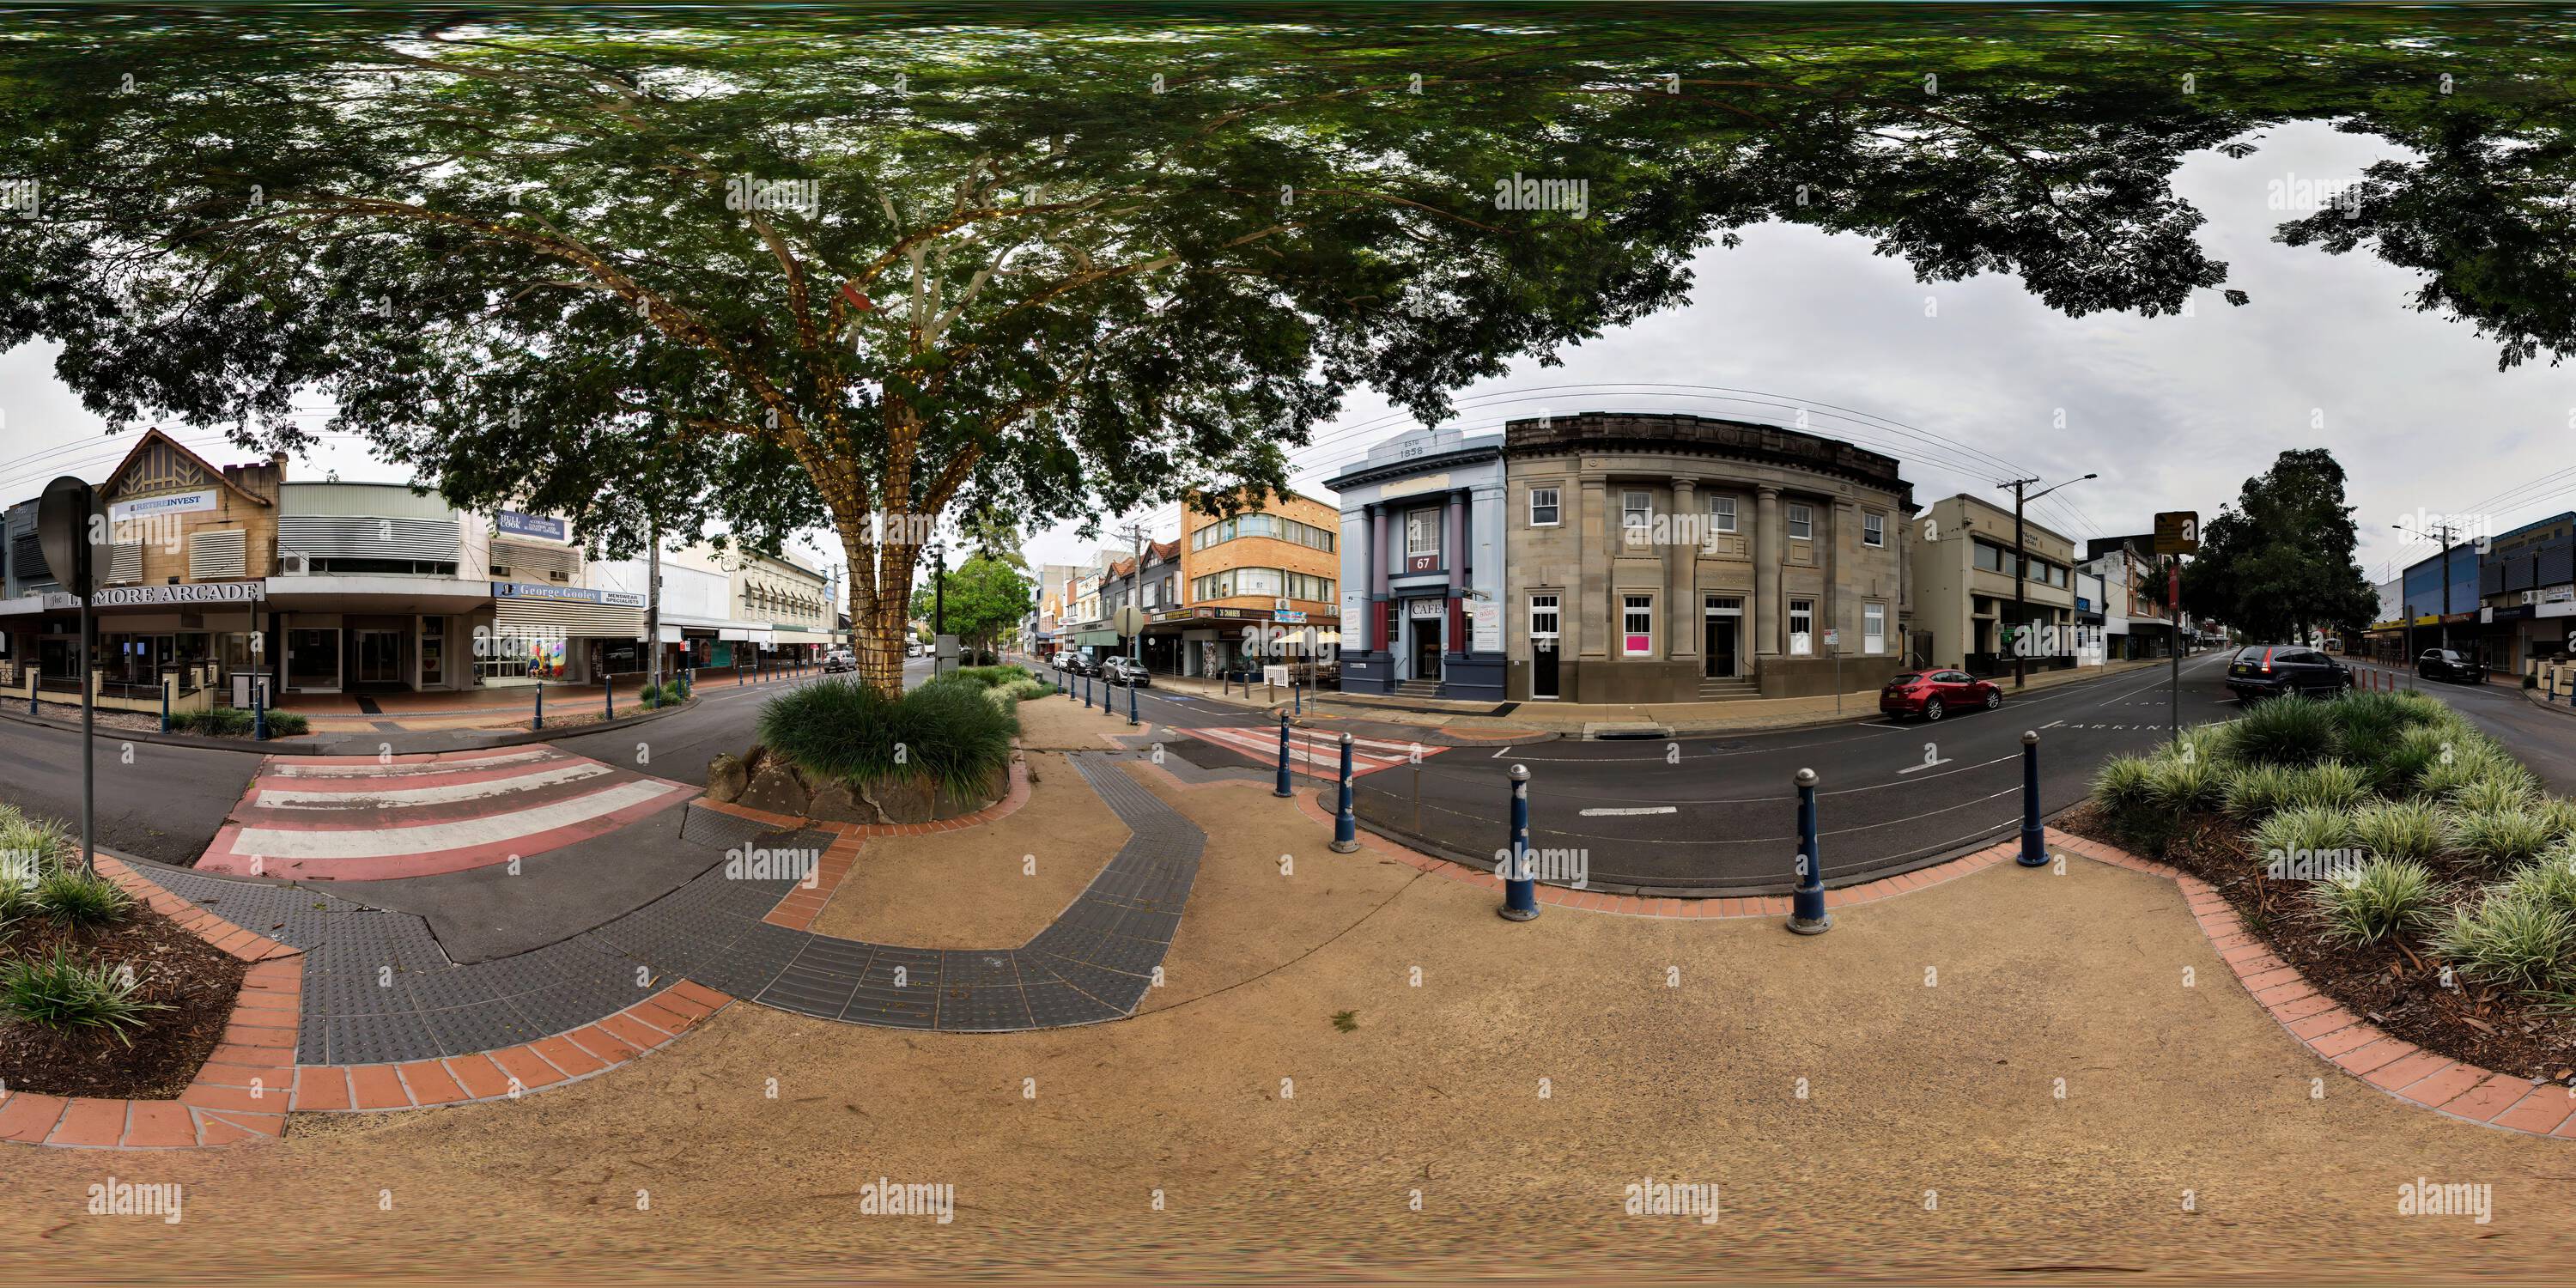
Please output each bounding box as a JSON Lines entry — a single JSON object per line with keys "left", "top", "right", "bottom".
{"left": 927, "top": 542, "right": 946, "bottom": 677}
{"left": 1997, "top": 473, "right": 2097, "bottom": 690}
{"left": 2393, "top": 521, "right": 2459, "bottom": 660}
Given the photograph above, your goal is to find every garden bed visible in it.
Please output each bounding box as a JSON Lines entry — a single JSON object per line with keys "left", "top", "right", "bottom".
{"left": 0, "top": 899, "right": 245, "bottom": 1098}
{"left": 0, "top": 805, "right": 247, "bottom": 1098}
{"left": 2066, "top": 689, "right": 2576, "bottom": 1083}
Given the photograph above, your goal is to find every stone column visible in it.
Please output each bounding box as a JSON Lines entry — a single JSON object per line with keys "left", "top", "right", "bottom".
{"left": 1447, "top": 488, "right": 1467, "bottom": 656}
{"left": 1369, "top": 503, "right": 1388, "bottom": 653}
{"left": 1579, "top": 477, "right": 1610, "bottom": 658}
{"left": 1755, "top": 485, "right": 1782, "bottom": 656}
{"left": 1669, "top": 478, "right": 1698, "bottom": 663}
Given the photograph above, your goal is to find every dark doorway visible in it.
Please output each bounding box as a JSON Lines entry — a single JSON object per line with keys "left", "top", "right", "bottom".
{"left": 1412, "top": 616, "right": 1443, "bottom": 682}
{"left": 1704, "top": 617, "right": 1739, "bottom": 678}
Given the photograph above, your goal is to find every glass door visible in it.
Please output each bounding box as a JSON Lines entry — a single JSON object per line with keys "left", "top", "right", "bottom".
{"left": 355, "top": 629, "right": 403, "bottom": 684}
{"left": 289, "top": 628, "right": 341, "bottom": 691}
{"left": 418, "top": 617, "right": 446, "bottom": 689}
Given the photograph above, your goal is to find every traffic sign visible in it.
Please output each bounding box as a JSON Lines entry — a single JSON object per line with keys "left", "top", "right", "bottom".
{"left": 2154, "top": 511, "right": 2200, "bottom": 556}
{"left": 1113, "top": 605, "right": 1145, "bottom": 635}
{"left": 36, "top": 475, "right": 100, "bottom": 597}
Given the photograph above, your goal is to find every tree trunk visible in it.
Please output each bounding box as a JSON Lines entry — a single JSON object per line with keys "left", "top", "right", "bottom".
{"left": 837, "top": 521, "right": 914, "bottom": 699}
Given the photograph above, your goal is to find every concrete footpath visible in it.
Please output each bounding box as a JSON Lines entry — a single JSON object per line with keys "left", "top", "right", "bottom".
{"left": 1129, "top": 656, "right": 2181, "bottom": 737}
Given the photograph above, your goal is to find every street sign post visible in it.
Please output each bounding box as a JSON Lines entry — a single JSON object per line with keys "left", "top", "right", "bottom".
{"left": 36, "top": 476, "right": 101, "bottom": 875}
{"left": 2154, "top": 511, "right": 2200, "bottom": 556}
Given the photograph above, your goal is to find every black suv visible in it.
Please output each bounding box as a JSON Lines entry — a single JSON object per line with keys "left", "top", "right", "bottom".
{"left": 2227, "top": 645, "right": 2351, "bottom": 702}
{"left": 2416, "top": 648, "right": 2488, "bottom": 684}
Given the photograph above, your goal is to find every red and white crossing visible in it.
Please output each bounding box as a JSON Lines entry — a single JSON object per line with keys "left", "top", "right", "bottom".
{"left": 198, "top": 745, "right": 694, "bottom": 882}
{"left": 1181, "top": 724, "right": 1449, "bottom": 780}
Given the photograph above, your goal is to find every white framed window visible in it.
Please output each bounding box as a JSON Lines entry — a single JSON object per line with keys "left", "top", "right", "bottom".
{"left": 1529, "top": 593, "right": 1560, "bottom": 638}
{"left": 1621, "top": 594, "right": 1654, "bottom": 656}
{"left": 1704, "top": 595, "right": 1741, "bottom": 617}
{"left": 1864, "top": 603, "right": 1886, "bottom": 655}
{"left": 1236, "top": 568, "right": 1283, "bottom": 598}
{"left": 1621, "top": 489, "right": 1653, "bottom": 537}
{"left": 1863, "top": 513, "right": 1885, "bottom": 548}
{"left": 1707, "top": 495, "right": 1737, "bottom": 534}
{"left": 1788, "top": 504, "right": 1814, "bottom": 541}
{"left": 1789, "top": 598, "right": 1814, "bottom": 655}
{"left": 1406, "top": 507, "right": 1441, "bottom": 559}
{"left": 1529, "top": 486, "right": 1561, "bottom": 527}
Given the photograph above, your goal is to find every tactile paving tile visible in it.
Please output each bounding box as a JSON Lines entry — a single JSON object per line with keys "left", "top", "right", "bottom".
{"left": 935, "top": 985, "right": 1033, "bottom": 1032}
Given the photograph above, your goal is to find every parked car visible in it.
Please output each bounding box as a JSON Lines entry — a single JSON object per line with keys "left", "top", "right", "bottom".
{"left": 2416, "top": 647, "right": 2488, "bottom": 684}
{"left": 1055, "top": 653, "right": 1097, "bottom": 676}
{"left": 1101, "top": 656, "right": 1152, "bottom": 688}
{"left": 823, "top": 648, "right": 856, "bottom": 673}
{"left": 2226, "top": 645, "right": 2351, "bottom": 701}
{"left": 1880, "top": 669, "right": 2002, "bottom": 721}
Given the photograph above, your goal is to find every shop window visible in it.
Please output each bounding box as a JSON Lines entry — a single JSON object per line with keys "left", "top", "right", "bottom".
{"left": 1621, "top": 594, "right": 1653, "bottom": 656}
{"left": 1789, "top": 598, "right": 1815, "bottom": 655}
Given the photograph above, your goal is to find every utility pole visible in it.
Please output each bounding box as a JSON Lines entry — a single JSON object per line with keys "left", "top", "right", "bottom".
{"left": 645, "top": 518, "right": 662, "bottom": 696}
{"left": 1116, "top": 521, "right": 1150, "bottom": 665}
{"left": 1997, "top": 472, "right": 2097, "bottom": 690}
{"left": 2393, "top": 521, "right": 2459, "bottom": 659}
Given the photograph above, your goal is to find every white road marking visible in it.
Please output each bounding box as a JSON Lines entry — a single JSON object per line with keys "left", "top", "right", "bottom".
{"left": 1578, "top": 805, "right": 1679, "bottom": 817}
{"left": 1492, "top": 745, "right": 1515, "bottom": 759}
{"left": 270, "top": 747, "right": 559, "bottom": 778}
{"left": 257, "top": 762, "right": 612, "bottom": 810}
{"left": 231, "top": 779, "right": 682, "bottom": 860}
{"left": 1897, "top": 755, "right": 1954, "bottom": 776}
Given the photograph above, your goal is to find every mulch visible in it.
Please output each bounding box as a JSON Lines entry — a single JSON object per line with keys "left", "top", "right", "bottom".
{"left": 2059, "top": 802, "right": 2576, "bottom": 1082}
{"left": 0, "top": 898, "right": 248, "bottom": 1098}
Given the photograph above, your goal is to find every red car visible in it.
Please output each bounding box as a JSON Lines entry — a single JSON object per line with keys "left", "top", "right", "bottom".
{"left": 1880, "top": 669, "right": 2002, "bottom": 721}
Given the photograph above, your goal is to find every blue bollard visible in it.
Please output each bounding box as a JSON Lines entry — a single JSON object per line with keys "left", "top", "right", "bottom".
{"left": 1329, "top": 732, "right": 1359, "bottom": 853}
{"left": 1788, "top": 767, "right": 1832, "bottom": 934}
{"left": 605, "top": 674, "right": 615, "bottom": 720}
{"left": 533, "top": 680, "right": 544, "bottom": 732}
{"left": 1104, "top": 674, "right": 1117, "bottom": 719}
{"left": 1293, "top": 678, "right": 1302, "bottom": 715}
{"left": 160, "top": 679, "right": 170, "bottom": 734}
{"left": 1273, "top": 712, "right": 1293, "bottom": 798}
{"left": 1500, "top": 763, "right": 1538, "bottom": 920}
{"left": 1083, "top": 674, "right": 1092, "bottom": 708}
{"left": 2018, "top": 730, "right": 2048, "bottom": 866}
{"left": 252, "top": 682, "right": 267, "bottom": 742}
{"left": 1127, "top": 677, "right": 1139, "bottom": 726}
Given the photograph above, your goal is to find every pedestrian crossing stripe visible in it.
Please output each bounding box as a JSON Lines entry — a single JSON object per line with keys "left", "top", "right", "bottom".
{"left": 1181, "top": 725, "right": 1449, "bottom": 779}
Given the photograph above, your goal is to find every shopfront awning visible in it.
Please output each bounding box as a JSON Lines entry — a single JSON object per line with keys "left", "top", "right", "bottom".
{"left": 1072, "top": 629, "right": 1121, "bottom": 646}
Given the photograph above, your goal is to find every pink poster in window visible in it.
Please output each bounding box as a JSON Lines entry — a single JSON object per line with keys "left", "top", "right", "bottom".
{"left": 1625, "top": 633, "right": 1649, "bottom": 653}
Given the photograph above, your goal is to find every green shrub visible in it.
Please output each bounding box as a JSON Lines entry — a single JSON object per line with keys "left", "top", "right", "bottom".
{"left": 2310, "top": 857, "right": 2442, "bottom": 945}
{"left": 2229, "top": 696, "right": 2341, "bottom": 766}
{"left": 0, "top": 946, "right": 169, "bottom": 1044}
{"left": 2350, "top": 799, "right": 2445, "bottom": 863}
{"left": 945, "top": 664, "right": 1034, "bottom": 691}
{"left": 2415, "top": 750, "right": 2538, "bottom": 807}
{"left": 758, "top": 675, "right": 1018, "bottom": 799}
{"left": 2324, "top": 690, "right": 2415, "bottom": 769}
{"left": 173, "top": 707, "right": 307, "bottom": 738}
{"left": 2500, "top": 852, "right": 2576, "bottom": 916}
{"left": 2281, "top": 761, "right": 2372, "bottom": 813}
{"left": 2092, "top": 755, "right": 2158, "bottom": 820}
{"left": 2433, "top": 894, "right": 2574, "bottom": 992}
{"left": 2449, "top": 775, "right": 2538, "bottom": 816}
{"left": 2221, "top": 763, "right": 2300, "bottom": 821}
{"left": 2535, "top": 799, "right": 2576, "bottom": 847}
{"left": 34, "top": 865, "right": 134, "bottom": 928}
{"left": 2249, "top": 805, "right": 2354, "bottom": 864}
{"left": 2447, "top": 806, "right": 2561, "bottom": 871}
{"left": 263, "top": 710, "right": 310, "bottom": 736}
{"left": 2144, "top": 752, "right": 2227, "bottom": 814}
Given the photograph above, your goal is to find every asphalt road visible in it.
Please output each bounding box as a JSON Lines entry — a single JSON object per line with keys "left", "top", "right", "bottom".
{"left": 1080, "top": 653, "right": 2246, "bottom": 894}
{"left": 0, "top": 710, "right": 264, "bottom": 866}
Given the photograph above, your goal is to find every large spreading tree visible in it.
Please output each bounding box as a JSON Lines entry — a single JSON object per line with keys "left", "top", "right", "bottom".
{"left": 1, "top": 9, "right": 2571, "bottom": 692}
{"left": 2183, "top": 449, "right": 2384, "bottom": 645}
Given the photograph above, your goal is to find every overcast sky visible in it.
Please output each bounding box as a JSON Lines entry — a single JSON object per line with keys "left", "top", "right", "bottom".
{"left": 4, "top": 120, "right": 2567, "bottom": 588}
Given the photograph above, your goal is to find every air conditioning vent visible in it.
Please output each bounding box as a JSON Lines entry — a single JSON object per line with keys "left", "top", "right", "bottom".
{"left": 278, "top": 551, "right": 311, "bottom": 575}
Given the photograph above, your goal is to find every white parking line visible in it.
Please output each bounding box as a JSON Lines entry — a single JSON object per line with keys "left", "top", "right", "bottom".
{"left": 1578, "top": 806, "right": 1679, "bottom": 817}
